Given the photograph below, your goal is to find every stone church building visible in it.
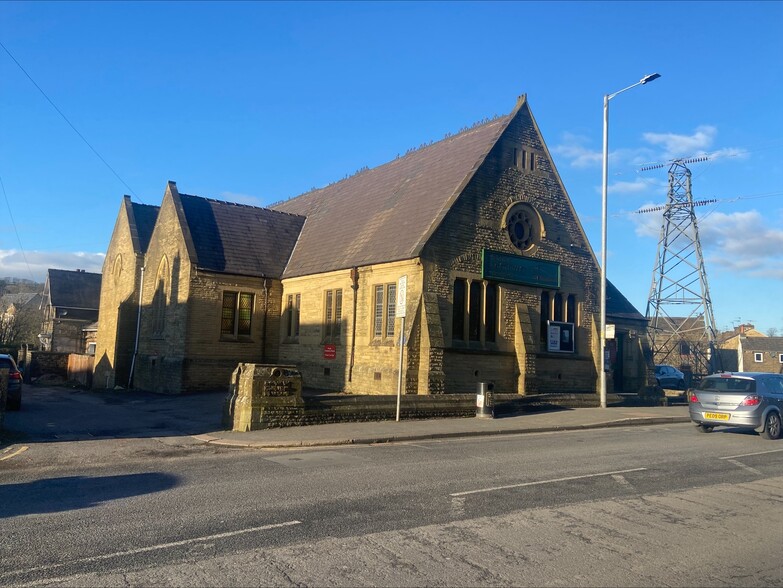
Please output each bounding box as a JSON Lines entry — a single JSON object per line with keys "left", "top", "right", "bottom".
{"left": 93, "top": 95, "right": 651, "bottom": 396}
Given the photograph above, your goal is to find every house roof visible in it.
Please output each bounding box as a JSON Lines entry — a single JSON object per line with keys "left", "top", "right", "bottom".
{"left": 271, "top": 108, "right": 516, "bottom": 278}
{"left": 46, "top": 269, "right": 101, "bottom": 310}
{"left": 719, "top": 325, "right": 766, "bottom": 343}
{"left": 176, "top": 190, "right": 305, "bottom": 279}
{"left": 130, "top": 200, "right": 160, "bottom": 254}
{"left": 650, "top": 316, "right": 707, "bottom": 334}
{"left": 606, "top": 281, "right": 645, "bottom": 322}
{"left": 0, "top": 292, "right": 38, "bottom": 309}
{"left": 741, "top": 337, "right": 783, "bottom": 352}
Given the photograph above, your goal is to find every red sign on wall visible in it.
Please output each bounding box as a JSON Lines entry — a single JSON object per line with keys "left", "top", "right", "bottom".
{"left": 323, "top": 344, "right": 336, "bottom": 360}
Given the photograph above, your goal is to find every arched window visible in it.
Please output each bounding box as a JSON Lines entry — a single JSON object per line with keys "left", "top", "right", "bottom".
{"left": 452, "top": 278, "right": 499, "bottom": 345}
{"left": 152, "top": 257, "right": 169, "bottom": 336}
{"left": 112, "top": 254, "right": 122, "bottom": 286}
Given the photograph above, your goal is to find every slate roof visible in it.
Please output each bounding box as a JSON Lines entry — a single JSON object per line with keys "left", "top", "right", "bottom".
{"left": 177, "top": 192, "right": 305, "bottom": 279}
{"left": 130, "top": 200, "right": 159, "bottom": 254}
{"left": 46, "top": 269, "right": 101, "bottom": 310}
{"left": 0, "top": 292, "right": 38, "bottom": 309}
{"left": 605, "top": 281, "right": 645, "bottom": 321}
{"left": 271, "top": 112, "right": 514, "bottom": 278}
{"left": 740, "top": 337, "right": 783, "bottom": 352}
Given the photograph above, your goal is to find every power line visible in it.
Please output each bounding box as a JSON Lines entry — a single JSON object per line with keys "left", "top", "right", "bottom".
{"left": 0, "top": 39, "right": 142, "bottom": 201}
{"left": 0, "top": 174, "right": 36, "bottom": 281}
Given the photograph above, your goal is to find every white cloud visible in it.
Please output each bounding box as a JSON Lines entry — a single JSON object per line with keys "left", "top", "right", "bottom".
{"left": 642, "top": 125, "right": 717, "bottom": 159}
{"left": 555, "top": 126, "right": 747, "bottom": 170}
{"left": 0, "top": 249, "right": 105, "bottom": 283}
{"left": 631, "top": 209, "right": 783, "bottom": 279}
{"left": 631, "top": 203, "right": 665, "bottom": 238}
{"left": 699, "top": 210, "right": 783, "bottom": 279}
{"left": 608, "top": 178, "right": 655, "bottom": 196}
{"left": 551, "top": 133, "right": 602, "bottom": 168}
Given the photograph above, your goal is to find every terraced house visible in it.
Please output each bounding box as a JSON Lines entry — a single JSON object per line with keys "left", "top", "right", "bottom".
{"left": 94, "top": 95, "right": 651, "bottom": 396}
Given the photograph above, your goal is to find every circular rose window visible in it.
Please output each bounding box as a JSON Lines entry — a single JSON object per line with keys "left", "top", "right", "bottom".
{"left": 504, "top": 202, "right": 542, "bottom": 253}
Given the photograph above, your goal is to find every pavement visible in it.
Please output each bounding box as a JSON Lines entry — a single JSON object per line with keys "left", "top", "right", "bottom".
{"left": 2, "top": 385, "right": 693, "bottom": 450}
{"left": 194, "top": 404, "right": 692, "bottom": 449}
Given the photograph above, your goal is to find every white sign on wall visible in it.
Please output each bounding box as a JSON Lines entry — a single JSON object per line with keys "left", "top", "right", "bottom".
{"left": 396, "top": 275, "right": 407, "bottom": 318}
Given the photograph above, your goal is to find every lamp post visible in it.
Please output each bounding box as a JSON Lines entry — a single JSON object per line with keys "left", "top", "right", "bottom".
{"left": 600, "top": 73, "right": 660, "bottom": 409}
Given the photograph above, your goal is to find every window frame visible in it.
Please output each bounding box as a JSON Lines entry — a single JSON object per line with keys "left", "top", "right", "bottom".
{"left": 451, "top": 277, "right": 499, "bottom": 346}
{"left": 220, "top": 290, "right": 255, "bottom": 340}
{"left": 151, "top": 257, "right": 169, "bottom": 338}
{"left": 372, "top": 283, "right": 397, "bottom": 342}
{"left": 754, "top": 352, "right": 763, "bottom": 363}
{"left": 285, "top": 292, "right": 301, "bottom": 340}
{"left": 323, "top": 288, "right": 343, "bottom": 344}
{"left": 779, "top": 353, "right": 783, "bottom": 364}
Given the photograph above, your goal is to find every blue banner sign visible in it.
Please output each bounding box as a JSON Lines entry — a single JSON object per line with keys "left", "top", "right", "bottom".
{"left": 482, "top": 249, "right": 560, "bottom": 288}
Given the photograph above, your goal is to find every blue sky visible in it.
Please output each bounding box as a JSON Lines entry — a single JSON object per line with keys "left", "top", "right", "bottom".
{"left": 0, "top": 1, "right": 781, "bottom": 334}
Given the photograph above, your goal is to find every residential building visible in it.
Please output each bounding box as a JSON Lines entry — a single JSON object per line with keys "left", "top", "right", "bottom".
{"left": 40, "top": 269, "right": 101, "bottom": 353}
{"left": 737, "top": 337, "right": 783, "bottom": 373}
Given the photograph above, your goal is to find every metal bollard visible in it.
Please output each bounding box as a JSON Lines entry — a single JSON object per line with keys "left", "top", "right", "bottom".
{"left": 476, "top": 382, "right": 494, "bottom": 418}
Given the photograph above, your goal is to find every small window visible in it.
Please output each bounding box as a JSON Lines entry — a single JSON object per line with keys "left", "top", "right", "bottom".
{"left": 323, "top": 289, "right": 342, "bottom": 343}
{"left": 372, "top": 283, "right": 397, "bottom": 340}
{"left": 540, "top": 291, "right": 550, "bottom": 344}
{"left": 754, "top": 352, "right": 763, "bottom": 363}
{"left": 566, "top": 294, "right": 576, "bottom": 324}
{"left": 286, "top": 293, "right": 301, "bottom": 339}
{"left": 553, "top": 293, "right": 564, "bottom": 322}
{"left": 86, "top": 342, "right": 96, "bottom": 356}
{"left": 221, "top": 291, "right": 254, "bottom": 338}
{"left": 779, "top": 353, "right": 783, "bottom": 364}
{"left": 152, "top": 257, "right": 169, "bottom": 337}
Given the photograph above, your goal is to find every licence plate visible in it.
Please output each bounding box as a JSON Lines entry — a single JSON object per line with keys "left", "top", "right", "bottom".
{"left": 704, "top": 412, "right": 730, "bottom": 421}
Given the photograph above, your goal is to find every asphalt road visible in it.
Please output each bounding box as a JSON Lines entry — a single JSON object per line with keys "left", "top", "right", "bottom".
{"left": 2, "top": 394, "right": 783, "bottom": 587}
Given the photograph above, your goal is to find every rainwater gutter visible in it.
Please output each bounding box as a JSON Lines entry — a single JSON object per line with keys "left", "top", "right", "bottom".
{"left": 128, "top": 264, "right": 145, "bottom": 389}
{"left": 349, "top": 266, "right": 359, "bottom": 382}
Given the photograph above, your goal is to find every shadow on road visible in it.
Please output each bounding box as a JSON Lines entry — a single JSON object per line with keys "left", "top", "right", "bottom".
{"left": 0, "top": 472, "right": 179, "bottom": 518}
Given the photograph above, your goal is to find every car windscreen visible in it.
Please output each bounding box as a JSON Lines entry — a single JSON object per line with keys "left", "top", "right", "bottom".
{"left": 698, "top": 377, "right": 756, "bottom": 393}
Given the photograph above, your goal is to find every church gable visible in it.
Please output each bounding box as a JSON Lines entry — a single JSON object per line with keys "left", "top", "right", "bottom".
{"left": 423, "top": 97, "right": 596, "bottom": 284}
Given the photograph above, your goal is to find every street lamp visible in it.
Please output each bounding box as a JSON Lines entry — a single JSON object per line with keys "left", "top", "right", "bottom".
{"left": 600, "top": 73, "right": 660, "bottom": 409}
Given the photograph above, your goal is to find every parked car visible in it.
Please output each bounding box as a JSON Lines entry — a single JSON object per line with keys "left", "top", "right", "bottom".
{"left": 0, "top": 353, "right": 23, "bottom": 411}
{"left": 655, "top": 364, "right": 686, "bottom": 389}
{"left": 688, "top": 372, "right": 783, "bottom": 440}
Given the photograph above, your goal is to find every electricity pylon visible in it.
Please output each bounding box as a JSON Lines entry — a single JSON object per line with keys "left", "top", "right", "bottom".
{"left": 643, "top": 158, "right": 718, "bottom": 376}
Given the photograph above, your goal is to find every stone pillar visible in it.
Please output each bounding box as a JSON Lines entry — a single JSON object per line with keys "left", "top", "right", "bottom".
{"left": 224, "top": 364, "right": 304, "bottom": 431}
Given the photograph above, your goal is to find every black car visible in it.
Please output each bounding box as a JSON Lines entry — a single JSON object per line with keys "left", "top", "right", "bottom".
{"left": 0, "top": 353, "right": 23, "bottom": 410}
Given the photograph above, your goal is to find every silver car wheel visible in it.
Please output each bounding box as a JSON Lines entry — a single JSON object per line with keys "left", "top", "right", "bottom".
{"left": 761, "top": 412, "right": 782, "bottom": 441}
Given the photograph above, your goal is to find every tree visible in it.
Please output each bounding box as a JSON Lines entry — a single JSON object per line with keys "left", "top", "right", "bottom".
{"left": 0, "top": 292, "right": 44, "bottom": 347}
{"left": 767, "top": 327, "right": 780, "bottom": 337}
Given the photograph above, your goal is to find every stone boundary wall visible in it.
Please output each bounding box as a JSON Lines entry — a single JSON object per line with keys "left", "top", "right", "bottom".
{"left": 29, "top": 351, "right": 69, "bottom": 379}
{"left": 227, "top": 390, "right": 614, "bottom": 430}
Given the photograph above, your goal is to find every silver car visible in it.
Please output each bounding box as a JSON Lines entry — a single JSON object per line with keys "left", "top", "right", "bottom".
{"left": 688, "top": 372, "right": 783, "bottom": 440}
